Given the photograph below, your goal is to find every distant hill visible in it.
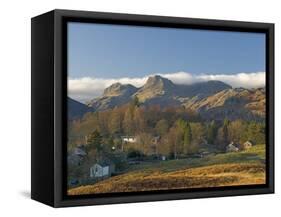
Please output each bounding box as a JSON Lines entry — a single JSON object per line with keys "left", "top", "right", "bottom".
{"left": 68, "top": 97, "right": 93, "bottom": 120}
{"left": 87, "top": 75, "right": 232, "bottom": 110}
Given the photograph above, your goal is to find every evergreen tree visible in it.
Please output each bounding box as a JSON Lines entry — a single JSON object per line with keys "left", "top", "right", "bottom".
{"left": 87, "top": 129, "right": 102, "bottom": 152}
{"left": 222, "top": 118, "right": 230, "bottom": 144}
{"left": 206, "top": 121, "right": 217, "bottom": 144}
{"left": 183, "top": 122, "right": 192, "bottom": 154}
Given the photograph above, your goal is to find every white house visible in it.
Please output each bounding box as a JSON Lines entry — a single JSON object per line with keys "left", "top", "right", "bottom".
{"left": 242, "top": 141, "right": 253, "bottom": 150}
{"left": 90, "top": 162, "right": 115, "bottom": 178}
{"left": 226, "top": 142, "right": 239, "bottom": 152}
{"left": 121, "top": 136, "right": 137, "bottom": 143}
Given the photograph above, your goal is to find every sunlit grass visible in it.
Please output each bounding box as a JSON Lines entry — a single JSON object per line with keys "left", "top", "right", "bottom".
{"left": 68, "top": 144, "right": 266, "bottom": 195}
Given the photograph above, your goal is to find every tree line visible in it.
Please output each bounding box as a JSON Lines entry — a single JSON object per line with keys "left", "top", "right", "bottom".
{"left": 69, "top": 97, "right": 265, "bottom": 159}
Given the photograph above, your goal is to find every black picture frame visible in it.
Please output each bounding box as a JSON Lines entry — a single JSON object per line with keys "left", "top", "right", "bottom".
{"left": 31, "top": 9, "right": 274, "bottom": 207}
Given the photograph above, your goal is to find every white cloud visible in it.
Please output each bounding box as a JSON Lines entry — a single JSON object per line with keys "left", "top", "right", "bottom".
{"left": 68, "top": 71, "right": 265, "bottom": 102}
{"left": 68, "top": 76, "right": 148, "bottom": 102}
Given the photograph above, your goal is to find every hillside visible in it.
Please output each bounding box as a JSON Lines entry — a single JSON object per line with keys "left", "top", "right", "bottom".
{"left": 68, "top": 97, "right": 93, "bottom": 120}
{"left": 68, "top": 144, "right": 265, "bottom": 195}
{"left": 184, "top": 87, "right": 266, "bottom": 121}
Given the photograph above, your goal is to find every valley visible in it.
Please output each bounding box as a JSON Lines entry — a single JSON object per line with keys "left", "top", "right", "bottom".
{"left": 67, "top": 75, "right": 266, "bottom": 195}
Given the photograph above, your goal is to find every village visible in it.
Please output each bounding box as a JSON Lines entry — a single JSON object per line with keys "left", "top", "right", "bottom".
{"left": 68, "top": 132, "right": 255, "bottom": 187}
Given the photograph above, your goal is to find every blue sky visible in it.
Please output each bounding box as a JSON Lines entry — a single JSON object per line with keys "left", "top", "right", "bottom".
{"left": 67, "top": 22, "right": 266, "bottom": 102}
{"left": 68, "top": 22, "right": 265, "bottom": 78}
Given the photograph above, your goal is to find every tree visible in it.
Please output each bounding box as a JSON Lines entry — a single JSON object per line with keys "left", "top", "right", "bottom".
{"left": 158, "top": 134, "right": 170, "bottom": 157}
{"left": 216, "top": 118, "right": 230, "bottom": 150}
{"left": 183, "top": 122, "right": 192, "bottom": 154}
{"left": 113, "top": 137, "right": 122, "bottom": 150}
{"left": 136, "top": 133, "right": 154, "bottom": 155}
{"left": 86, "top": 129, "right": 102, "bottom": 152}
{"left": 132, "top": 96, "right": 140, "bottom": 107}
{"left": 108, "top": 108, "right": 122, "bottom": 134}
{"left": 155, "top": 119, "right": 169, "bottom": 136}
{"left": 102, "top": 136, "right": 115, "bottom": 153}
{"left": 176, "top": 118, "right": 187, "bottom": 129}
{"left": 157, "top": 123, "right": 175, "bottom": 158}
{"left": 134, "top": 107, "right": 147, "bottom": 133}
{"left": 189, "top": 122, "right": 205, "bottom": 153}
{"left": 206, "top": 121, "right": 217, "bottom": 145}
{"left": 167, "top": 120, "right": 186, "bottom": 158}
{"left": 145, "top": 105, "right": 161, "bottom": 127}
{"left": 123, "top": 106, "right": 135, "bottom": 135}
{"left": 97, "top": 111, "right": 110, "bottom": 135}
{"left": 245, "top": 121, "right": 265, "bottom": 144}
{"left": 222, "top": 118, "right": 230, "bottom": 143}
{"left": 228, "top": 120, "right": 247, "bottom": 143}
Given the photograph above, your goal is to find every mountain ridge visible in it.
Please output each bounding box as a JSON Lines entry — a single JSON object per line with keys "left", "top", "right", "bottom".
{"left": 87, "top": 75, "right": 232, "bottom": 110}
{"left": 68, "top": 97, "right": 93, "bottom": 120}
{"left": 69, "top": 75, "right": 265, "bottom": 121}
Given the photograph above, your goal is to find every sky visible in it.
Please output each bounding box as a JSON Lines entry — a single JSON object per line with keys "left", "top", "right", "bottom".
{"left": 67, "top": 22, "right": 266, "bottom": 102}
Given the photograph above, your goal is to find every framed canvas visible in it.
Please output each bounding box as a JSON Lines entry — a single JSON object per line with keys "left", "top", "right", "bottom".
{"left": 31, "top": 9, "right": 274, "bottom": 207}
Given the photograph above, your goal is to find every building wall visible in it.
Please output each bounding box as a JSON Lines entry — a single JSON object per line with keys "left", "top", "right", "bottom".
{"left": 90, "top": 164, "right": 109, "bottom": 178}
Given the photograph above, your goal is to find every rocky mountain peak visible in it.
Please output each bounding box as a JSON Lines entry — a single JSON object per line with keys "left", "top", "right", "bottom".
{"left": 103, "top": 82, "right": 137, "bottom": 97}
{"left": 134, "top": 75, "right": 175, "bottom": 102}
{"left": 144, "top": 75, "right": 174, "bottom": 89}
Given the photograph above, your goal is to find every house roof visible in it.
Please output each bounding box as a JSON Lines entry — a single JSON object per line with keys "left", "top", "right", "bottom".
{"left": 94, "top": 158, "right": 114, "bottom": 167}
{"left": 96, "top": 162, "right": 110, "bottom": 167}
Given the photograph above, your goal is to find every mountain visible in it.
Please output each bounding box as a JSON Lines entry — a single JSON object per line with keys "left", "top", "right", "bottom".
{"left": 79, "top": 75, "right": 265, "bottom": 120}
{"left": 87, "top": 75, "right": 232, "bottom": 110}
{"left": 75, "top": 75, "right": 265, "bottom": 121}
{"left": 103, "top": 82, "right": 138, "bottom": 97}
{"left": 184, "top": 87, "right": 265, "bottom": 121}
{"left": 87, "top": 83, "right": 138, "bottom": 110}
{"left": 176, "top": 80, "right": 233, "bottom": 98}
{"left": 68, "top": 97, "right": 93, "bottom": 120}
{"left": 135, "top": 75, "right": 175, "bottom": 101}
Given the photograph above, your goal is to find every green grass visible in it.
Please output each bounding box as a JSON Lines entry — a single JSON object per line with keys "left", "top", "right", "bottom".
{"left": 127, "top": 144, "right": 265, "bottom": 173}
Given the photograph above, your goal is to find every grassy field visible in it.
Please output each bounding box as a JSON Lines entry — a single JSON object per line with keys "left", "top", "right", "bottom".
{"left": 68, "top": 144, "right": 266, "bottom": 195}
